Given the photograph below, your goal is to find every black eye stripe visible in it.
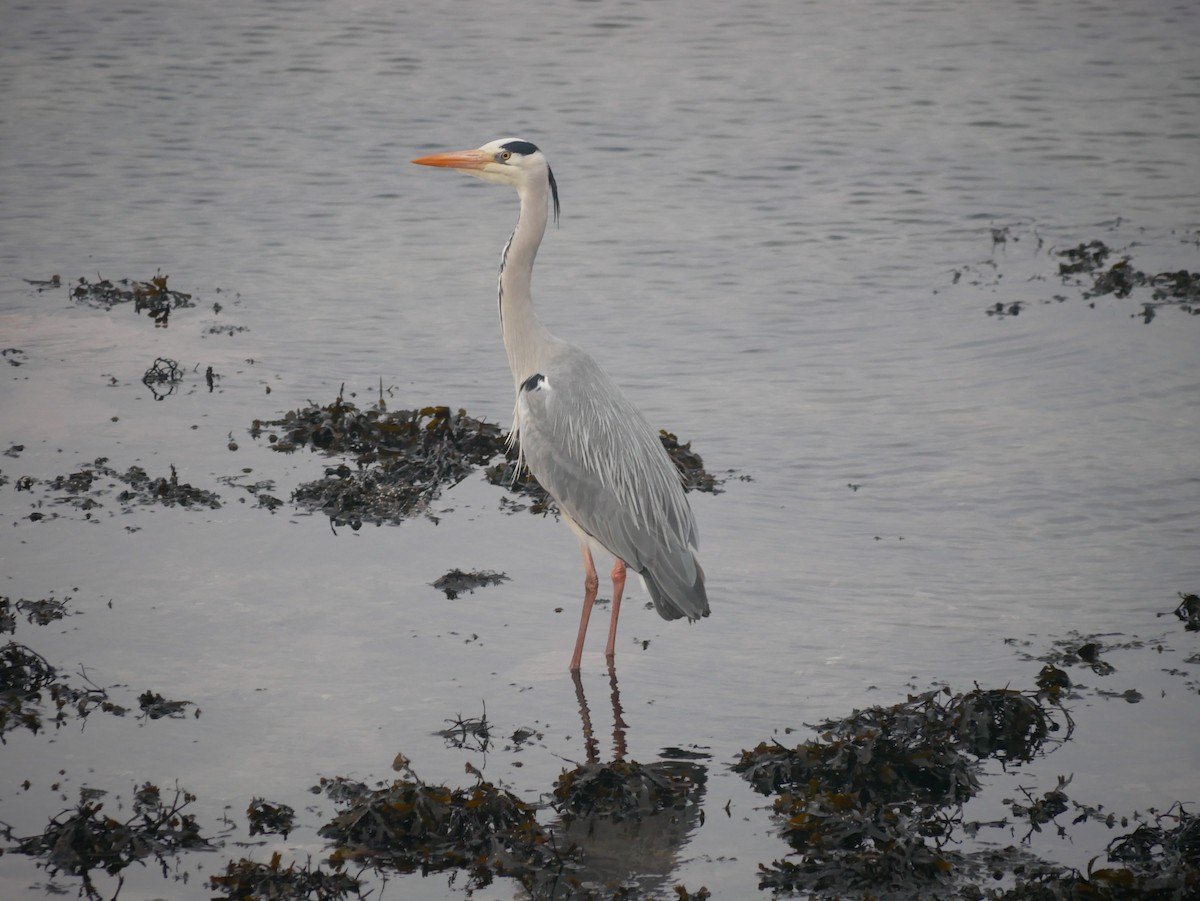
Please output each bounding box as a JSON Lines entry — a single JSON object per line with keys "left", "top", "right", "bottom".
{"left": 500, "top": 140, "right": 540, "bottom": 156}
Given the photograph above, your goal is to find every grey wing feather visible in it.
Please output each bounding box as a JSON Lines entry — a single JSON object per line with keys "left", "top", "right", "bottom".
{"left": 515, "top": 349, "right": 709, "bottom": 622}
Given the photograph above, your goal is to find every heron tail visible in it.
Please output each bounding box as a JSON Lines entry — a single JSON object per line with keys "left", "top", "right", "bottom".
{"left": 640, "top": 551, "right": 709, "bottom": 622}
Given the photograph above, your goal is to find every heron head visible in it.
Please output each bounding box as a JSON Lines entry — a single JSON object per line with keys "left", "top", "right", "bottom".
{"left": 412, "top": 138, "right": 559, "bottom": 222}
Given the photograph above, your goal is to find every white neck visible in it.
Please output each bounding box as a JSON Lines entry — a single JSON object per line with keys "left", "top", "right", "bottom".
{"left": 498, "top": 174, "right": 556, "bottom": 385}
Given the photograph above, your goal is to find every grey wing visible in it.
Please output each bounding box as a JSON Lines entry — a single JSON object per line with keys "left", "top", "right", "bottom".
{"left": 514, "top": 352, "right": 709, "bottom": 622}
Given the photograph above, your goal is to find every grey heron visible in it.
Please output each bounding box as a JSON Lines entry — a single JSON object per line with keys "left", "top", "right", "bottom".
{"left": 412, "top": 138, "right": 709, "bottom": 670}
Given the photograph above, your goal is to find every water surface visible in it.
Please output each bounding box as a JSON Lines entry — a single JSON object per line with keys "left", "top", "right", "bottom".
{"left": 1, "top": 0, "right": 1198, "bottom": 897}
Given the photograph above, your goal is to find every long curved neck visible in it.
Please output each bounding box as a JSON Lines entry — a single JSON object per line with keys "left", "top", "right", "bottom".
{"left": 498, "top": 175, "right": 554, "bottom": 384}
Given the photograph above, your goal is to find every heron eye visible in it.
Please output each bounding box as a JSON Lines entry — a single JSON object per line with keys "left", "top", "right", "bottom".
{"left": 498, "top": 150, "right": 512, "bottom": 162}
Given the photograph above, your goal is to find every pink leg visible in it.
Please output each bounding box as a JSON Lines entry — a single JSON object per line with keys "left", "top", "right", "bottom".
{"left": 604, "top": 558, "right": 627, "bottom": 661}
{"left": 570, "top": 545, "right": 600, "bottom": 671}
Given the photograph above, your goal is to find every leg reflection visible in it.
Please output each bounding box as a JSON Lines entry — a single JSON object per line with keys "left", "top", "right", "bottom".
{"left": 552, "top": 663, "right": 709, "bottom": 898}
{"left": 570, "top": 663, "right": 628, "bottom": 763}
{"left": 607, "top": 662, "right": 627, "bottom": 761}
{"left": 571, "top": 667, "right": 600, "bottom": 764}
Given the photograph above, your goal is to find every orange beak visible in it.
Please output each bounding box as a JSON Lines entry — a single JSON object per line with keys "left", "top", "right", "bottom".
{"left": 411, "top": 149, "right": 491, "bottom": 170}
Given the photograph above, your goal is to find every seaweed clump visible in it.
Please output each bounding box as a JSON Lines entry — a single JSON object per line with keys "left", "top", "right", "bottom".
{"left": 966, "top": 229, "right": 1200, "bottom": 322}
{"left": 1058, "top": 241, "right": 1199, "bottom": 300}
{"left": 989, "top": 804, "right": 1200, "bottom": 901}
{"left": 246, "top": 798, "right": 296, "bottom": 838}
{"left": 543, "top": 756, "right": 709, "bottom": 898}
{"left": 9, "top": 783, "right": 210, "bottom": 900}
{"left": 432, "top": 568, "right": 509, "bottom": 600}
{"left": 1163, "top": 592, "right": 1200, "bottom": 632}
{"left": 486, "top": 448, "right": 558, "bottom": 516}
{"left": 315, "top": 768, "right": 562, "bottom": 891}
{"left": 142, "top": 356, "right": 184, "bottom": 399}
{"left": 658, "top": 430, "right": 723, "bottom": 494}
{"left": 138, "top": 689, "right": 198, "bottom": 720}
{"left": 734, "top": 685, "right": 1068, "bottom": 895}
{"left": 552, "top": 759, "right": 706, "bottom": 824}
{"left": 253, "top": 396, "right": 506, "bottom": 527}
{"left": 0, "top": 640, "right": 59, "bottom": 738}
{"left": 7, "top": 594, "right": 74, "bottom": 627}
{"left": 20, "top": 458, "right": 220, "bottom": 523}
{"left": 67, "top": 273, "right": 195, "bottom": 326}
{"left": 1, "top": 596, "right": 127, "bottom": 740}
{"left": 210, "top": 853, "right": 362, "bottom": 901}
{"left": 254, "top": 389, "right": 726, "bottom": 525}
{"left": 1056, "top": 240, "right": 1200, "bottom": 322}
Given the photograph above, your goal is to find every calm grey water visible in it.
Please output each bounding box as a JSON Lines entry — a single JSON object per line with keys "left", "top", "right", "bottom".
{"left": 2, "top": 0, "right": 1198, "bottom": 898}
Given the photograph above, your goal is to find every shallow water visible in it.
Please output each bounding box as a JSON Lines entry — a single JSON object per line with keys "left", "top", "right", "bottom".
{"left": 1, "top": 0, "right": 1199, "bottom": 897}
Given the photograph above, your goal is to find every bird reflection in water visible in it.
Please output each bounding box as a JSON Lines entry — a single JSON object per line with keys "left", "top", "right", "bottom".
{"left": 531, "top": 666, "right": 708, "bottom": 899}
{"left": 573, "top": 665, "right": 627, "bottom": 764}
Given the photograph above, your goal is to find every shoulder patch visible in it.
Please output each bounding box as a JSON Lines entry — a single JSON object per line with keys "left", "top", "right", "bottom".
{"left": 521, "top": 372, "right": 546, "bottom": 392}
